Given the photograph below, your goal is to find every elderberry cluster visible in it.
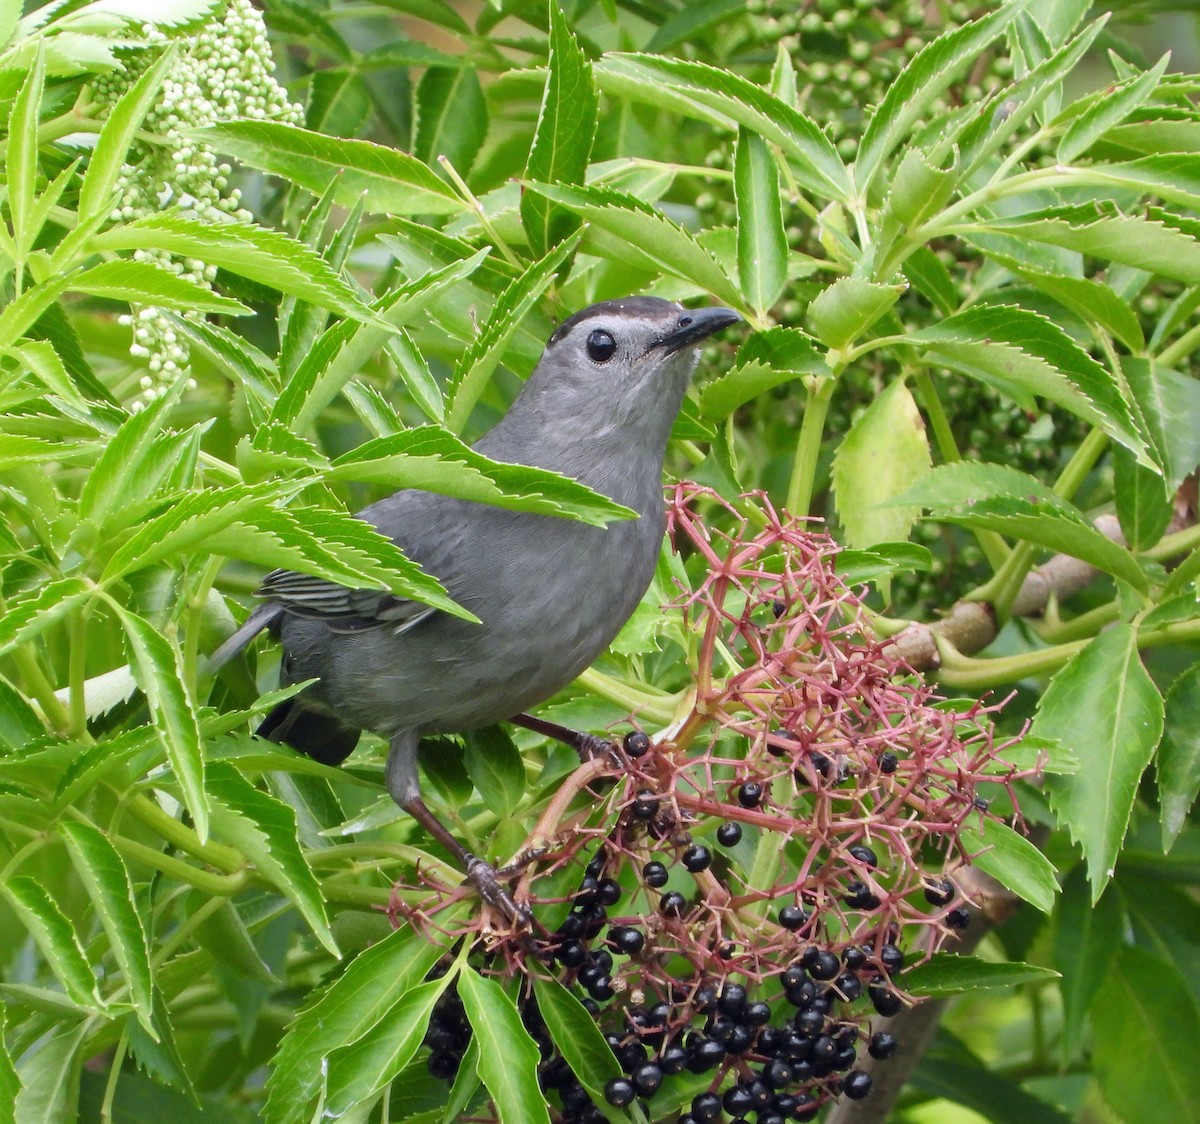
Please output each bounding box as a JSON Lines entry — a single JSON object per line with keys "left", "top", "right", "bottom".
{"left": 89, "top": 0, "right": 302, "bottom": 402}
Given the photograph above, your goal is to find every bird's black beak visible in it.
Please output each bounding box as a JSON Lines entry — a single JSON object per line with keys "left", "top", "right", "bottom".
{"left": 657, "top": 306, "right": 743, "bottom": 355}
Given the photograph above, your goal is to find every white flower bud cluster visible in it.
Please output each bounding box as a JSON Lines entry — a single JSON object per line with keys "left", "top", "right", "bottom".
{"left": 93, "top": 0, "right": 302, "bottom": 403}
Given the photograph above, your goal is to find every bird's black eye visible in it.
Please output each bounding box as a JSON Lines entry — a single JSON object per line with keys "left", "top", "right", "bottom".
{"left": 586, "top": 329, "right": 616, "bottom": 363}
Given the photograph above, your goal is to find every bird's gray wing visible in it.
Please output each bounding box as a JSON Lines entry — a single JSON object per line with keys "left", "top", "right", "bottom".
{"left": 256, "top": 569, "right": 438, "bottom": 635}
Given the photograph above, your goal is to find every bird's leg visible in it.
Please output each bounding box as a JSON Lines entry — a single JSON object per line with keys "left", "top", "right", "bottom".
{"left": 385, "top": 734, "right": 531, "bottom": 928}
{"left": 510, "top": 712, "right": 622, "bottom": 767}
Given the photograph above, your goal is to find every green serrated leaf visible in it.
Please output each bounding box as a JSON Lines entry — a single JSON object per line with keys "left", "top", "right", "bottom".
{"left": 458, "top": 969, "right": 550, "bottom": 1124}
{"left": 903, "top": 954, "right": 1060, "bottom": 996}
{"left": 1123, "top": 358, "right": 1200, "bottom": 491}
{"left": 70, "top": 259, "right": 249, "bottom": 315}
{"left": 698, "top": 360, "right": 806, "bottom": 422}
{"left": 79, "top": 45, "right": 176, "bottom": 222}
{"left": 0, "top": 1005, "right": 18, "bottom": 1123}
{"left": 0, "top": 577, "right": 94, "bottom": 657}
{"left": 463, "top": 726, "right": 525, "bottom": 820}
{"left": 58, "top": 821, "right": 155, "bottom": 1036}
{"left": 1053, "top": 865, "right": 1123, "bottom": 1062}
{"left": 273, "top": 249, "right": 489, "bottom": 433}
{"left": 884, "top": 146, "right": 958, "bottom": 230}
{"left": 833, "top": 380, "right": 930, "bottom": 554}
{"left": 414, "top": 66, "right": 487, "bottom": 179}
{"left": 195, "top": 120, "right": 467, "bottom": 215}
{"left": 325, "top": 975, "right": 454, "bottom": 1115}
{"left": 855, "top": 3, "right": 1021, "bottom": 191}
{"left": 1057, "top": 55, "right": 1170, "bottom": 163}
{"left": 113, "top": 605, "right": 208, "bottom": 841}
{"left": 6, "top": 48, "right": 44, "bottom": 254}
{"left": 262, "top": 920, "right": 459, "bottom": 1123}
{"left": 206, "top": 762, "right": 336, "bottom": 955}
{"left": 903, "top": 245, "right": 961, "bottom": 315}
{"left": 1092, "top": 947, "right": 1200, "bottom": 1124}
{"left": 1159, "top": 662, "right": 1200, "bottom": 851}
{"left": 533, "top": 977, "right": 625, "bottom": 1123}
{"left": 89, "top": 214, "right": 375, "bottom": 322}
{"left": 13, "top": 1022, "right": 86, "bottom": 1124}
{"left": 734, "top": 129, "right": 787, "bottom": 316}
{"left": 2, "top": 877, "right": 101, "bottom": 1009}
{"left": 1113, "top": 446, "right": 1172, "bottom": 551}
{"left": 1036, "top": 624, "right": 1164, "bottom": 900}
{"left": 446, "top": 233, "right": 581, "bottom": 431}
{"left": 807, "top": 277, "right": 904, "bottom": 349}
{"left": 959, "top": 817, "right": 1059, "bottom": 913}
{"left": 908, "top": 303, "right": 1147, "bottom": 462}
{"left": 594, "top": 53, "right": 850, "bottom": 201}
{"left": 329, "top": 426, "right": 633, "bottom": 526}
{"left": 521, "top": 1, "right": 596, "bottom": 257}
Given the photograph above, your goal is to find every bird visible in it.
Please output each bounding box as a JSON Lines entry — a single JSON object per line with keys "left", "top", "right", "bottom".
{"left": 211, "top": 296, "right": 742, "bottom": 921}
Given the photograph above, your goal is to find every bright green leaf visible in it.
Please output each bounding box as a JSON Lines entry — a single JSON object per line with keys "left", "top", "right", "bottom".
{"left": 1159, "top": 662, "right": 1200, "bottom": 851}
{"left": 734, "top": 129, "right": 787, "bottom": 316}
{"left": 903, "top": 954, "right": 1060, "bottom": 996}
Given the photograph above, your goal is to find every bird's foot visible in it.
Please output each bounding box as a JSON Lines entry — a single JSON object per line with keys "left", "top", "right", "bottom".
{"left": 574, "top": 732, "right": 623, "bottom": 768}
{"left": 496, "top": 846, "right": 549, "bottom": 877}
{"left": 464, "top": 853, "right": 533, "bottom": 931}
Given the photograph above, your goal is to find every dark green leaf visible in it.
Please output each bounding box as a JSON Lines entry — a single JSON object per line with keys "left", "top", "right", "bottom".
{"left": 58, "top": 821, "right": 156, "bottom": 1036}
{"left": 206, "top": 763, "right": 336, "bottom": 955}
{"left": 415, "top": 67, "right": 487, "bottom": 178}
{"left": 70, "top": 260, "right": 249, "bottom": 316}
{"left": 1159, "top": 663, "right": 1200, "bottom": 851}
{"left": 1037, "top": 624, "right": 1164, "bottom": 900}
{"left": 734, "top": 130, "right": 787, "bottom": 316}
{"left": 463, "top": 726, "right": 525, "bottom": 820}
{"left": 14, "top": 1023, "right": 87, "bottom": 1124}
{"left": 959, "top": 818, "right": 1059, "bottom": 913}
{"left": 195, "top": 120, "right": 467, "bottom": 215}
{"left": 1053, "top": 866, "right": 1123, "bottom": 1062}
{"left": 521, "top": 2, "right": 596, "bottom": 257}
{"left": 113, "top": 605, "right": 208, "bottom": 841}
{"left": 1057, "top": 55, "right": 1170, "bottom": 163}
{"left": 1112, "top": 446, "right": 1172, "bottom": 551}
{"left": 903, "top": 954, "right": 1059, "bottom": 996}
{"left": 1124, "top": 358, "right": 1200, "bottom": 491}
{"left": 0, "top": 578, "right": 94, "bottom": 658}
{"left": 1092, "top": 947, "right": 1200, "bottom": 1124}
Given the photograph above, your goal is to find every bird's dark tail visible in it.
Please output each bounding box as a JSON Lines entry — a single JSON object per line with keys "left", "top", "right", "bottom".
{"left": 257, "top": 697, "right": 361, "bottom": 766}
{"left": 208, "top": 602, "right": 284, "bottom": 673}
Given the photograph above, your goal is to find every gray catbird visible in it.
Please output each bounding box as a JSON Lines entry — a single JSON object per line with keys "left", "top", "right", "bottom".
{"left": 212, "top": 296, "right": 741, "bottom": 919}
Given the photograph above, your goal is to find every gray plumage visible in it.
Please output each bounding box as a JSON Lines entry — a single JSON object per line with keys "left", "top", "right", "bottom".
{"left": 212, "top": 297, "right": 740, "bottom": 911}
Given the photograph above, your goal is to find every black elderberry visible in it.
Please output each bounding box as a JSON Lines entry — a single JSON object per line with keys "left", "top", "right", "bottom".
{"left": 809, "top": 950, "right": 841, "bottom": 980}
{"left": 844, "top": 880, "right": 881, "bottom": 910}
{"left": 923, "top": 877, "right": 955, "bottom": 906}
{"left": 659, "top": 1043, "right": 688, "bottom": 1074}
{"left": 869, "top": 1031, "right": 898, "bottom": 1060}
{"left": 718, "top": 982, "right": 747, "bottom": 1017}
{"left": 880, "top": 943, "right": 905, "bottom": 973}
{"left": 737, "top": 781, "right": 763, "bottom": 807}
{"left": 693, "top": 984, "right": 718, "bottom": 1011}
{"left": 579, "top": 905, "right": 608, "bottom": 939}
{"left": 947, "top": 906, "right": 971, "bottom": 929}
{"left": 794, "top": 1007, "right": 824, "bottom": 1036}
{"left": 723, "top": 1085, "right": 755, "bottom": 1115}
{"left": 604, "top": 1077, "right": 635, "bottom": 1107}
{"left": 794, "top": 1092, "right": 820, "bottom": 1121}
{"left": 749, "top": 1079, "right": 773, "bottom": 1109}
{"left": 782, "top": 964, "right": 808, "bottom": 990}
{"left": 588, "top": 976, "right": 615, "bottom": 1002}
{"left": 608, "top": 925, "right": 644, "bottom": 955}
{"left": 787, "top": 979, "right": 818, "bottom": 1008}
{"left": 558, "top": 940, "right": 587, "bottom": 970}
{"left": 592, "top": 949, "right": 614, "bottom": 974}
{"left": 799, "top": 947, "right": 820, "bottom": 969}
{"left": 781, "top": 1032, "right": 813, "bottom": 1063}
{"left": 623, "top": 730, "right": 650, "bottom": 757}
{"left": 843, "top": 946, "right": 867, "bottom": 970}
{"left": 808, "top": 751, "right": 833, "bottom": 778}
{"left": 849, "top": 844, "right": 878, "bottom": 867}
{"left": 716, "top": 821, "right": 743, "bottom": 847}
{"left": 578, "top": 963, "right": 602, "bottom": 988}
{"left": 779, "top": 904, "right": 809, "bottom": 930}
{"left": 558, "top": 912, "right": 585, "bottom": 939}
{"left": 578, "top": 874, "right": 600, "bottom": 901}
{"left": 759, "top": 1114, "right": 786, "bottom": 1124}
{"left": 744, "top": 1000, "right": 772, "bottom": 1026}
{"left": 596, "top": 878, "right": 622, "bottom": 906}
{"left": 869, "top": 981, "right": 903, "bottom": 1016}
{"left": 683, "top": 843, "right": 712, "bottom": 872}
{"left": 726, "top": 1025, "right": 754, "bottom": 1054}
{"left": 427, "top": 1051, "right": 458, "bottom": 1080}
{"left": 642, "top": 860, "right": 669, "bottom": 888}
{"left": 709, "top": 1016, "right": 736, "bottom": 1044}
{"left": 762, "top": 1059, "right": 793, "bottom": 1089}
{"left": 692, "top": 1091, "right": 722, "bottom": 1121}
{"left": 879, "top": 751, "right": 898, "bottom": 774}
{"left": 632, "top": 790, "right": 659, "bottom": 819}
{"left": 811, "top": 1034, "right": 837, "bottom": 1063}
{"left": 836, "top": 1045, "right": 857, "bottom": 1070}
{"left": 843, "top": 1070, "right": 873, "bottom": 1099}
{"left": 617, "top": 1040, "right": 647, "bottom": 1071}
{"left": 686, "top": 1036, "right": 725, "bottom": 1072}
{"left": 581, "top": 998, "right": 600, "bottom": 1016}
{"left": 660, "top": 890, "right": 687, "bottom": 917}
{"left": 585, "top": 850, "right": 607, "bottom": 879}
{"left": 774, "top": 1093, "right": 798, "bottom": 1115}
{"left": 836, "top": 972, "right": 863, "bottom": 1000}
{"left": 631, "top": 1062, "right": 663, "bottom": 1096}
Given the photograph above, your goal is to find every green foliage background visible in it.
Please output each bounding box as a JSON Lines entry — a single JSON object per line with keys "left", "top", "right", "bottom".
{"left": 0, "top": 0, "right": 1199, "bottom": 1121}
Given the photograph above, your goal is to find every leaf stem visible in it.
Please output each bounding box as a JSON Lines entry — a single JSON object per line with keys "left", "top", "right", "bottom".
{"left": 183, "top": 554, "right": 225, "bottom": 695}
{"left": 122, "top": 791, "right": 244, "bottom": 874}
{"left": 68, "top": 606, "right": 93, "bottom": 740}
{"left": 112, "top": 834, "right": 251, "bottom": 896}
{"left": 438, "top": 155, "right": 520, "bottom": 266}
{"left": 785, "top": 375, "right": 835, "bottom": 516}
{"left": 575, "top": 668, "right": 677, "bottom": 725}
{"left": 1157, "top": 317, "right": 1200, "bottom": 367}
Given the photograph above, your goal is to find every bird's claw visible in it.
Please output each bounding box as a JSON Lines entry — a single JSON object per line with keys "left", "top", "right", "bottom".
{"left": 465, "top": 854, "right": 533, "bottom": 931}
{"left": 574, "top": 733, "right": 623, "bottom": 769}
